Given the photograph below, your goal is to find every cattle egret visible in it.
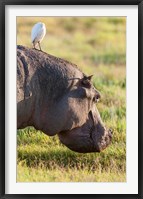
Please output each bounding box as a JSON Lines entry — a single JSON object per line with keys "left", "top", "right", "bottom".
{"left": 31, "top": 22, "right": 46, "bottom": 51}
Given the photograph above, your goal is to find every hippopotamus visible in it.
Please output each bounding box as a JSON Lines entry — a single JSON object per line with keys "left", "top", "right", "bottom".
{"left": 17, "top": 45, "right": 112, "bottom": 153}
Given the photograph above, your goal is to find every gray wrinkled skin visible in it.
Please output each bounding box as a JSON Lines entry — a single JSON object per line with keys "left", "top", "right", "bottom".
{"left": 17, "top": 45, "right": 112, "bottom": 153}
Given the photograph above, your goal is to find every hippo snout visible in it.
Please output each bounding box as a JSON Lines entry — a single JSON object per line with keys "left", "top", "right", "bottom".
{"left": 58, "top": 109, "right": 112, "bottom": 153}
{"left": 93, "top": 128, "right": 113, "bottom": 152}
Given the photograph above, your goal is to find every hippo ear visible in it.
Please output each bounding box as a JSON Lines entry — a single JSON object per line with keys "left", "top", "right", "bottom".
{"left": 87, "top": 75, "right": 93, "bottom": 81}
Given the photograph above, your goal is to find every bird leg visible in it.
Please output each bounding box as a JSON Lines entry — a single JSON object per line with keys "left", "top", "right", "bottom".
{"left": 32, "top": 43, "right": 36, "bottom": 50}
{"left": 38, "top": 42, "right": 42, "bottom": 51}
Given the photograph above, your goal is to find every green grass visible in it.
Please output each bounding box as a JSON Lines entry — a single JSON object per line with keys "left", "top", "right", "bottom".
{"left": 17, "top": 17, "right": 126, "bottom": 182}
{"left": 17, "top": 164, "right": 126, "bottom": 182}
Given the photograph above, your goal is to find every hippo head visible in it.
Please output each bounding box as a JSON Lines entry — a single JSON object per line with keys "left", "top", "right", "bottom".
{"left": 17, "top": 45, "right": 112, "bottom": 153}
{"left": 57, "top": 75, "right": 112, "bottom": 153}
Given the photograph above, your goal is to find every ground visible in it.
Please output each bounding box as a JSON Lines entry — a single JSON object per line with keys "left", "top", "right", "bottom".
{"left": 17, "top": 16, "right": 126, "bottom": 182}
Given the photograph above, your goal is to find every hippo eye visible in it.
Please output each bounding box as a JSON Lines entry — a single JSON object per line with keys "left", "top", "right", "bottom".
{"left": 93, "top": 93, "right": 100, "bottom": 103}
{"left": 93, "top": 96, "right": 99, "bottom": 103}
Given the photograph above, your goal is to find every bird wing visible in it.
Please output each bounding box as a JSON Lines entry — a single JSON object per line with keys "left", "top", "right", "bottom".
{"left": 31, "top": 24, "right": 39, "bottom": 43}
{"left": 31, "top": 23, "right": 46, "bottom": 43}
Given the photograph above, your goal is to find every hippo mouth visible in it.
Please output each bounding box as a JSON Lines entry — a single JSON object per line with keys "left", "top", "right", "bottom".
{"left": 58, "top": 110, "right": 112, "bottom": 153}
{"left": 88, "top": 110, "right": 112, "bottom": 151}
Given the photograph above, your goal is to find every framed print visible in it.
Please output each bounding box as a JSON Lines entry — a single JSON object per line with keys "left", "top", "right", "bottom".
{"left": 0, "top": 0, "right": 143, "bottom": 198}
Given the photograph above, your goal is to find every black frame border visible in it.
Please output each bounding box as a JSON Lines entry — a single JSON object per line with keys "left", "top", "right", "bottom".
{"left": 0, "top": 0, "right": 143, "bottom": 198}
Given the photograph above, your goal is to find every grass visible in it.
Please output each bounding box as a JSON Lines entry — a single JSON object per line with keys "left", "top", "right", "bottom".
{"left": 17, "top": 17, "right": 126, "bottom": 182}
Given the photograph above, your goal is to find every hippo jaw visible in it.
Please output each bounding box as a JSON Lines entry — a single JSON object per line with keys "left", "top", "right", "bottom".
{"left": 58, "top": 107, "right": 112, "bottom": 153}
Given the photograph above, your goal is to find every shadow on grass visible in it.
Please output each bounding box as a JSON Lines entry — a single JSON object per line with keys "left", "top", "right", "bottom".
{"left": 17, "top": 145, "right": 126, "bottom": 172}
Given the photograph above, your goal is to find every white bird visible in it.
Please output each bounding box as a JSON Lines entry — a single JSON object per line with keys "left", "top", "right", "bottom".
{"left": 31, "top": 22, "right": 46, "bottom": 51}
